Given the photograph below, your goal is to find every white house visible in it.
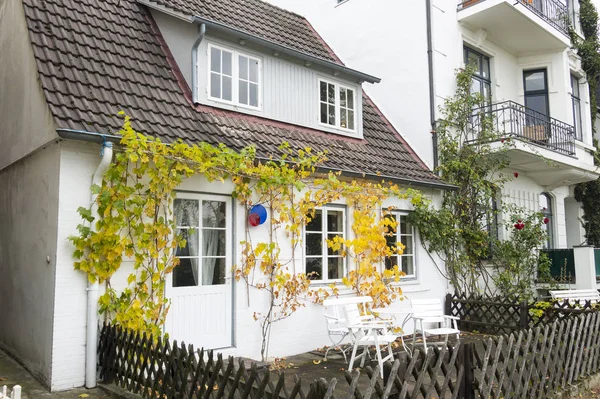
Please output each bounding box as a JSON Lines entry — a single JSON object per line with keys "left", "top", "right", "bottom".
{"left": 267, "top": 0, "right": 600, "bottom": 283}
{"left": 0, "top": 0, "right": 453, "bottom": 391}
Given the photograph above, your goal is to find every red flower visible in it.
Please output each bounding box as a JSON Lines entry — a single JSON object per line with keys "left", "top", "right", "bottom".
{"left": 543, "top": 217, "right": 550, "bottom": 224}
{"left": 514, "top": 220, "right": 525, "bottom": 230}
{"left": 501, "top": 138, "right": 505, "bottom": 143}
{"left": 513, "top": 172, "right": 519, "bottom": 178}
{"left": 248, "top": 213, "right": 260, "bottom": 227}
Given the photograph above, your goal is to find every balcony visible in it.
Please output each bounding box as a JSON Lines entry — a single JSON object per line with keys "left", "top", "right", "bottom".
{"left": 457, "top": 0, "right": 571, "bottom": 54}
{"left": 467, "top": 101, "right": 599, "bottom": 187}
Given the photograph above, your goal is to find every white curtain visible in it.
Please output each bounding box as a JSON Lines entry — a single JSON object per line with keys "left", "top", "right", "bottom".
{"left": 202, "top": 230, "right": 219, "bottom": 285}
{"left": 174, "top": 199, "right": 200, "bottom": 285}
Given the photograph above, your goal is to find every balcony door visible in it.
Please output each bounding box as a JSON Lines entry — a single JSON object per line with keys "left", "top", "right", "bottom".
{"left": 523, "top": 69, "right": 550, "bottom": 142}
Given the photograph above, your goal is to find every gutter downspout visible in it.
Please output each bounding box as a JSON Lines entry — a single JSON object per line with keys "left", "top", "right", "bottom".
{"left": 85, "top": 140, "right": 113, "bottom": 389}
{"left": 426, "top": 0, "right": 438, "bottom": 171}
{"left": 191, "top": 23, "right": 206, "bottom": 104}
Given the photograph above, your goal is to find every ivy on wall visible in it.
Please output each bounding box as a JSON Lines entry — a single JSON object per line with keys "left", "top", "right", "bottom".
{"left": 408, "top": 67, "right": 549, "bottom": 299}
{"left": 572, "top": 0, "right": 600, "bottom": 246}
{"left": 70, "top": 114, "right": 417, "bottom": 360}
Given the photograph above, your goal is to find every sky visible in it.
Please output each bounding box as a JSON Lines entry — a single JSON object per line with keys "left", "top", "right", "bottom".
{"left": 594, "top": 0, "right": 600, "bottom": 13}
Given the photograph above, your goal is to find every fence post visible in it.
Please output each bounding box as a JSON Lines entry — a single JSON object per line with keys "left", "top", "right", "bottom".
{"left": 445, "top": 293, "right": 452, "bottom": 317}
{"left": 383, "top": 362, "right": 400, "bottom": 399}
{"left": 519, "top": 300, "right": 529, "bottom": 329}
{"left": 458, "top": 343, "right": 475, "bottom": 399}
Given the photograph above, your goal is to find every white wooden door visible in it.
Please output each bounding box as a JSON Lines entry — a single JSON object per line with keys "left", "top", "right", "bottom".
{"left": 165, "top": 193, "right": 233, "bottom": 349}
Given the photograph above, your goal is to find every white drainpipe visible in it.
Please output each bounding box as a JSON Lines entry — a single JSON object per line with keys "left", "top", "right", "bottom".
{"left": 86, "top": 140, "right": 113, "bottom": 389}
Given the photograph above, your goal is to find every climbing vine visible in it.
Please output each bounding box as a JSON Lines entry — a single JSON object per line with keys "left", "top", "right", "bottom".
{"left": 408, "top": 67, "right": 549, "bottom": 298}
{"left": 70, "top": 113, "right": 412, "bottom": 360}
{"left": 572, "top": 0, "right": 600, "bottom": 246}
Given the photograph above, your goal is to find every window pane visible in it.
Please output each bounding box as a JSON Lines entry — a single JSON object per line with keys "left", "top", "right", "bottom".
{"left": 399, "top": 216, "right": 410, "bottom": 234}
{"left": 340, "top": 89, "right": 347, "bottom": 107}
{"left": 306, "top": 258, "right": 323, "bottom": 280}
{"left": 211, "top": 47, "right": 221, "bottom": 72}
{"left": 327, "top": 83, "right": 335, "bottom": 103}
{"left": 524, "top": 71, "right": 546, "bottom": 91}
{"left": 222, "top": 76, "right": 232, "bottom": 101}
{"left": 525, "top": 94, "right": 549, "bottom": 117}
{"left": 385, "top": 255, "right": 398, "bottom": 270}
{"left": 306, "top": 210, "right": 322, "bottom": 231}
{"left": 306, "top": 233, "right": 322, "bottom": 256}
{"left": 327, "top": 234, "right": 342, "bottom": 255}
{"left": 320, "top": 81, "right": 327, "bottom": 102}
{"left": 202, "top": 258, "right": 225, "bottom": 285}
{"left": 320, "top": 103, "right": 328, "bottom": 124}
{"left": 340, "top": 109, "right": 347, "bottom": 129}
{"left": 174, "top": 199, "right": 199, "bottom": 227}
{"left": 175, "top": 229, "right": 199, "bottom": 257}
{"left": 239, "top": 80, "right": 248, "bottom": 104}
{"left": 401, "top": 235, "right": 413, "bottom": 255}
{"left": 328, "top": 257, "right": 344, "bottom": 280}
{"left": 249, "top": 59, "right": 259, "bottom": 83}
{"left": 482, "top": 58, "right": 490, "bottom": 79}
{"left": 239, "top": 56, "right": 248, "bottom": 80}
{"left": 574, "top": 100, "right": 582, "bottom": 139}
{"left": 249, "top": 83, "right": 258, "bottom": 107}
{"left": 328, "top": 105, "right": 335, "bottom": 125}
{"left": 347, "top": 89, "right": 354, "bottom": 109}
{"left": 222, "top": 51, "right": 232, "bottom": 76}
{"left": 466, "top": 51, "right": 479, "bottom": 71}
{"left": 348, "top": 111, "right": 354, "bottom": 130}
{"left": 203, "top": 230, "right": 226, "bottom": 257}
{"left": 202, "top": 201, "right": 226, "bottom": 228}
{"left": 327, "top": 210, "right": 343, "bottom": 232}
{"left": 210, "top": 73, "right": 221, "bottom": 98}
{"left": 402, "top": 256, "right": 414, "bottom": 276}
{"left": 173, "top": 258, "right": 198, "bottom": 287}
{"left": 470, "top": 79, "right": 482, "bottom": 96}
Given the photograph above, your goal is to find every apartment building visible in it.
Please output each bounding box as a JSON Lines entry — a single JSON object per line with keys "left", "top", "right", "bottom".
{"left": 269, "top": 0, "right": 600, "bottom": 284}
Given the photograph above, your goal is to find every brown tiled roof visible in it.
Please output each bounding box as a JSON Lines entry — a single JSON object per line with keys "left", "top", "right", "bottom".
{"left": 21, "top": 0, "right": 446, "bottom": 187}
{"left": 146, "top": 0, "right": 339, "bottom": 63}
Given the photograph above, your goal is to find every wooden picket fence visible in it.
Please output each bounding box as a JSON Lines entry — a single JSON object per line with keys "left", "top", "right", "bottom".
{"left": 98, "top": 313, "right": 600, "bottom": 399}
{"left": 446, "top": 293, "right": 600, "bottom": 334}
{"left": 97, "top": 322, "right": 465, "bottom": 399}
{"left": 0, "top": 385, "right": 21, "bottom": 399}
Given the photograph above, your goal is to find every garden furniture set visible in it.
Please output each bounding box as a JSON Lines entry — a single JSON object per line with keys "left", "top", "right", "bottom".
{"left": 322, "top": 296, "right": 460, "bottom": 377}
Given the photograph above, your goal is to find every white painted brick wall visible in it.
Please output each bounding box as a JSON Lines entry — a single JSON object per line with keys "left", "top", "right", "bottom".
{"left": 51, "top": 141, "right": 100, "bottom": 391}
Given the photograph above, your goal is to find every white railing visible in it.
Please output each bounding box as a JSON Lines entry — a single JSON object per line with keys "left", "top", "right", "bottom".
{"left": 0, "top": 385, "right": 21, "bottom": 399}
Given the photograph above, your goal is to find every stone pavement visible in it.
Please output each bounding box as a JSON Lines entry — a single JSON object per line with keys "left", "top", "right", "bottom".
{"left": 0, "top": 349, "right": 121, "bottom": 399}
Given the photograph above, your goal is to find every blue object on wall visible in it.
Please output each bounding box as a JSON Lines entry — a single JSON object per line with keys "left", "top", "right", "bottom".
{"left": 249, "top": 204, "right": 268, "bottom": 225}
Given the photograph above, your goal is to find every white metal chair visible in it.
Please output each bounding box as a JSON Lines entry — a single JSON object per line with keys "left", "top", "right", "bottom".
{"left": 344, "top": 298, "right": 397, "bottom": 378}
{"left": 322, "top": 296, "right": 377, "bottom": 361}
{"left": 411, "top": 298, "right": 460, "bottom": 351}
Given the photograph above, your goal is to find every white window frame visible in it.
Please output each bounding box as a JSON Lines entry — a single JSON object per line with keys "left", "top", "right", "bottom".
{"left": 303, "top": 205, "right": 347, "bottom": 283}
{"left": 385, "top": 211, "right": 417, "bottom": 280}
{"left": 207, "top": 43, "right": 262, "bottom": 111}
{"left": 171, "top": 192, "right": 233, "bottom": 291}
{"left": 318, "top": 78, "right": 357, "bottom": 134}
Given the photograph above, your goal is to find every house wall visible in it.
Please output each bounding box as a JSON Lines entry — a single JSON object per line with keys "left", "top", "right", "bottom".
{"left": 52, "top": 139, "right": 448, "bottom": 375}
{"left": 0, "top": 0, "right": 58, "bottom": 170}
{"left": 0, "top": 143, "right": 60, "bottom": 388}
{"left": 51, "top": 141, "right": 103, "bottom": 391}
{"left": 150, "top": 10, "right": 364, "bottom": 138}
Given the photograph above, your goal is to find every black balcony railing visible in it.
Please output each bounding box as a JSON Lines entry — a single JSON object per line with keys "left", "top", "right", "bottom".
{"left": 467, "top": 101, "right": 576, "bottom": 156}
{"left": 459, "top": 0, "right": 570, "bottom": 36}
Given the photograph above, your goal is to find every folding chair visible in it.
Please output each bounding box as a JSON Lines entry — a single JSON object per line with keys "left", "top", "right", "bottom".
{"left": 344, "top": 298, "right": 397, "bottom": 378}
{"left": 411, "top": 298, "right": 460, "bottom": 351}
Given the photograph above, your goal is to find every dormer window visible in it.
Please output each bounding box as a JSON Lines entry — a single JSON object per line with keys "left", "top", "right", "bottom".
{"left": 319, "top": 79, "right": 356, "bottom": 132}
{"left": 208, "top": 43, "right": 261, "bottom": 109}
